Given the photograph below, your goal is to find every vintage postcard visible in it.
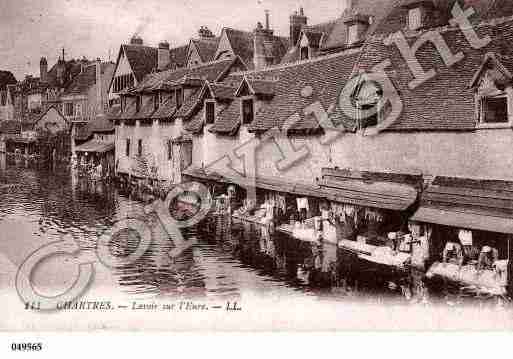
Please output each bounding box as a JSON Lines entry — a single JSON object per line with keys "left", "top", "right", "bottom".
{"left": 2, "top": 0, "right": 513, "bottom": 336}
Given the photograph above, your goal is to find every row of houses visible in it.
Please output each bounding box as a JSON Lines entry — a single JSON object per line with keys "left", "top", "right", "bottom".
{"left": 102, "top": 0, "right": 513, "bottom": 296}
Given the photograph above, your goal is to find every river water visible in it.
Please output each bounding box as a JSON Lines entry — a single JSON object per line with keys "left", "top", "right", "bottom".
{"left": 2, "top": 156, "right": 513, "bottom": 331}
{"left": 0, "top": 157, "right": 354, "bottom": 302}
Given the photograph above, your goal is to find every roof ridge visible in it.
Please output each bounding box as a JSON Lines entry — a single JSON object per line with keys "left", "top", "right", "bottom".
{"left": 231, "top": 47, "right": 361, "bottom": 76}
{"left": 370, "top": 13, "right": 513, "bottom": 42}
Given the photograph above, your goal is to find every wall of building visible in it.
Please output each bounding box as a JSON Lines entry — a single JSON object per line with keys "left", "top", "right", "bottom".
{"left": 115, "top": 118, "right": 185, "bottom": 183}
{"left": 191, "top": 125, "right": 513, "bottom": 184}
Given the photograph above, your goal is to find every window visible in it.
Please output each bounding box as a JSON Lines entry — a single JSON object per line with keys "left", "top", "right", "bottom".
{"left": 65, "top": 102, "right": 74, "bottom": 117}
{"left": 75, "top": 103, "right": 82, "bottom": 117}
{"left": 167, "top": 140, "right": 173, "bottom": 161}
{"left": 176, "top": 88, "right": 184, "bottom": 109}
{"left": 481, "top": 96, "right": 509, "bottom": 124}
{"left": 348, "top": 24, "right": 358, "bottom": 44}
{"left": 409, "top": 7, "right": 422, "bottom": 30}
{"left": 121, "top": 97, "right": 126, "bottom": 112}
{"left": 242, "top": 98, "right": 254, "bottom": 124}
{"left": 359, "top": 103, "right": 379, "bottom": 129}
{"left": 300, "top": 46, "right": 309, "bottom": 60}
{"left": 126, "top": 138, "right": 130, "bottom": 157}
{"left": 205, "top": 101, "right": 215, "bottom": 124}
{"left": 135, "top": 96, "right": 141, "bottom": 112}
{"left": 138, "top": 139, "right": 143, "bottom": 156}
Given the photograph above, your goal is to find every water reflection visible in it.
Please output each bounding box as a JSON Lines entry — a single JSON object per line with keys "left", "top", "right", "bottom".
{"left": 0, "top": 156, "right": 504, "bottom": 308}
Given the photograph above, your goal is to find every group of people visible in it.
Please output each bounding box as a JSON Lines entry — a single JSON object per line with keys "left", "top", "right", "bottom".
{"left": 442, "top": 229, "right": 499, "bottom": 271}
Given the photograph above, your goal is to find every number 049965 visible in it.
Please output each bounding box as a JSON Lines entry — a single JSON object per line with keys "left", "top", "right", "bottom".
{"left": 11, "top": 343, "right": 43, "bottom": 351}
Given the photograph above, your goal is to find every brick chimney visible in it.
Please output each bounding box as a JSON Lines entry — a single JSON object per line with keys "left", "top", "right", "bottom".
{"left": 290, "top": 7, "right": 307, "bottom": 47}
{"left": 130, "top": 35, "right": 144, "bottom": 45}
{"left": 40, "top": 57, "right": 48, "bottom": 83}
{"left": 253, "top": 11, "right": 275, "bottom": 70}
{"left": 158, "top": 41, "right": 170, "bottom": 71}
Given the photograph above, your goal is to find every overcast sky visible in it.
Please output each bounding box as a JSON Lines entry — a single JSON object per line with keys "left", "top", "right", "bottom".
{"left": 0, "top": 0, "right": 349, "bottom": 80}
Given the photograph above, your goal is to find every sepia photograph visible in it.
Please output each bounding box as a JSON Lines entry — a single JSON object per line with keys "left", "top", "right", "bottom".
{"left": 2, "top": 0, "right": 513, "bottom": 339}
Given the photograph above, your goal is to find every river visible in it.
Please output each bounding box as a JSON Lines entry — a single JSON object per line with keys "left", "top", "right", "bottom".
{"left": 1, "top": 155, "right": 513, "bottom": 331}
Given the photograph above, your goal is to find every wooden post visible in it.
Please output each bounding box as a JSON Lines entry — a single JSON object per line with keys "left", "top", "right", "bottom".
{"left": 507, "top": 235, "right": 513, "bottom": 298}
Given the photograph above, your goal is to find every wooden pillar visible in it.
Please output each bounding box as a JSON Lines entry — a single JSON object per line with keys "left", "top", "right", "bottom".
{"left": 507, "top": 235, "right": 513, "bottom": 298}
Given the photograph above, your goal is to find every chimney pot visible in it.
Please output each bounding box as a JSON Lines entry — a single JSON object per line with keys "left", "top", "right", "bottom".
{"left": 130, "top": 35, "right": 144, "bottom": 45}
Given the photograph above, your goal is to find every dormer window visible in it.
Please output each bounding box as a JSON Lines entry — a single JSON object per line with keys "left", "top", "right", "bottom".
{"left": 470, "top": 53, "right": 513, "bottom": 128}
{"left": 241, "top": 98, "right": 254, "bottom": 124}
{"left": 205, "top": 100, "right": 215, "bottom": 124}
{"left": 348, "top": 24, "right": 359, "bottom": 45}
{"left": 408, "top": 7, "right": 422, "bottom": 30}
{"left": 480, "top": 95, "right": 509, "bottom": 124}
{"left": 300, "top": 46, "right": 309, "bottom": 60}
{"left": 343, "top": 14, "right": 370, "bottom": 46}
{"left": 355, "top": 80, "right": 383, "bottom": 130}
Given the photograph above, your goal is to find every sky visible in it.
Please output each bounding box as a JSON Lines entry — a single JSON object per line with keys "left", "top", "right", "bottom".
{"left": 0, "top": 0, "right": 349, "bottom": 80}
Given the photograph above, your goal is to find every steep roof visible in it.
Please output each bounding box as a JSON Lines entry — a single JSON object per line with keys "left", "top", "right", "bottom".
{"left": 121, "top": 44, "right": 158, "bottom": 82}
{"left": 189, "top": 49, "right": 361, "bottom": 135}
{"left": 192, "top": 37, "right": 220, "bottom": 62}
{"left": 169, "top": 44, "right": 189, "bottom": 69}
{"left": 224, "top": 28, "right": 255, "bottom": 67}
{"left": 346, "top": 17, "right": 513, "bottom": 131}
{"left": 115, "top": 58, "right": 245, "bottom": 122}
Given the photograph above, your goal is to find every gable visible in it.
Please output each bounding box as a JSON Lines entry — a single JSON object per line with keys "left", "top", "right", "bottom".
{"left": 35, "top": 107, "right": 67, "bottom": 134}
{"left": 187, "top": 43, "right": 203, "bottom": 67}
{"left": 214, "top": 30, "right": 235, "bottom": 61}
{"left": 108, "top": 47, "right": 136, "bottom": 96}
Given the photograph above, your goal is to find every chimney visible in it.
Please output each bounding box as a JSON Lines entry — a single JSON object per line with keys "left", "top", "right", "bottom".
{"left": 290, "top": 7, "right": 308, "bottom": 47}
{"left": 130, "top": 35, "right": 144, "bottom": 45}
{"left": 40, "top": 57, "right": 48, "bottom": 83}
{"left": 343, "top": 12, "right": 370, "bottom": 45}
{"left": 158, "top": 41, "right": 170, "bottom": 71}
{"left": 253, "top": 12, "right": 275, "bottom": 70}
{"left": 96, "top": 58, "right": 103, "bottom": 115}
{"left": 265, "top": 9, "right": 270, "bottom": 30}
{"left": 198, "top": 26, "right": 214, "bottom": 40}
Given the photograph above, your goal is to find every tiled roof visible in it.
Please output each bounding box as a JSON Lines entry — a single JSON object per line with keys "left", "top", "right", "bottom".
{"left": 114, "top": 58, "right": 244, "bottom": 122}
{"left": 224, "top": 28, "right": 255, "bottom": 68}
{"left": 193, "top": 50, "right": 359, "bottom": 135}
{"left": 151, "top": 96, "right": 177, "bottom": 120}
{"left": 209, "top": 101, "right": 241, "bottom": 135}
{"left": 193, "top": 37, "right": 220, "bottom": 62}
{"left": 175, "top": 89, "right": 202, "bottom": 119}
{"left": 349, "top": 18, "right": 513, "bottom": 131}
{"left": 122, "top": 44, "right": 158, "bottom": 82}
{"left": 210, "top": 83, "right": 237, "bottom": 100}
{"left": 62, "top": 64, "right": 96, "bottom": 96}
{"left": 246, "top": 50, "right": 361, "bottom": 132}
{"left": 169, "top": 45, "right": 189, "bottom": 69}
